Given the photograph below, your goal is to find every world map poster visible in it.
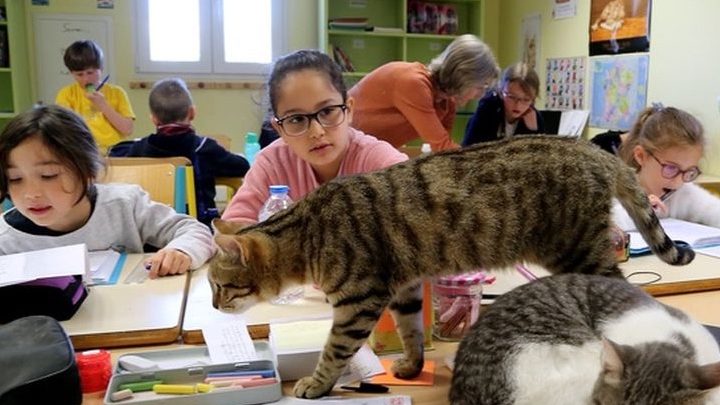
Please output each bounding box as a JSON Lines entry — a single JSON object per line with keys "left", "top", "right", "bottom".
{"left": 589, "top": 54, "right": 648, "bottom": 130}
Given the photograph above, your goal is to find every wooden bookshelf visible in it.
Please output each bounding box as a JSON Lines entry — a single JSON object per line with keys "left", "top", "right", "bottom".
{"left": 319, "top": 0, "right": 486, "bottom": 144}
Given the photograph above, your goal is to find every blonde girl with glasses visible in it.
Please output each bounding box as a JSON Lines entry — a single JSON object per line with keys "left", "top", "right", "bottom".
{"left": 462, "top": 62, "right": 545, "bottom": 146}
{"left": 222, "top": 50, "right": 408, "bottom": 223}
{"left": 602, "top": 106, "right": 720, "bottom": 230}
{"left": 348, "top": 34, "right": 499, "bottom": 152}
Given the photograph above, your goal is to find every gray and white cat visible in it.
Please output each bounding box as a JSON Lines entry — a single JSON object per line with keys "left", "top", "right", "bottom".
{"left": 450, "top": 274, "right": 720, "bottom": 405}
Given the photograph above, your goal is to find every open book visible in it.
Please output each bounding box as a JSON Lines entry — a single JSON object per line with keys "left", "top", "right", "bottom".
{"left": 628, "top": 218, "right": 720, "bottom": 255}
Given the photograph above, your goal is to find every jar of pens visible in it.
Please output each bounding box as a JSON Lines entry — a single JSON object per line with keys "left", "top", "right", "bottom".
{"left": 432, "top": 272, "right": 488, "bottom": 341}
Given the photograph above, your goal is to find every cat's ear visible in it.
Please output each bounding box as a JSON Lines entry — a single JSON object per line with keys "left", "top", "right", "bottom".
{"left": 215, "top": 234, "right": 243, "bottom": 257}
{"left": 696, "top": 362, "right": 720, "bottom": 390}
{"left": 600, "top": 338, "right": 625, "bottom": 386}
{"left": 212, "top": 218, "right": 252, "bottom": 235}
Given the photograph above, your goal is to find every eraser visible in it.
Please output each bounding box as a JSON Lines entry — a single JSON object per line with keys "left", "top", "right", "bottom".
{"left": 119, "top": 355, "right": 160, "bottom": 372}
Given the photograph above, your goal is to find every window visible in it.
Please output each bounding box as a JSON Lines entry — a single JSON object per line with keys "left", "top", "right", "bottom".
{"left": 135, "top": 0, "right": 284, "bottom": 75}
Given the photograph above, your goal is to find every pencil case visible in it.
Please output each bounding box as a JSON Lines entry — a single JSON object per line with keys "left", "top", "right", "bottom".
{"left": 0, "top": 315, "right": 82, "bottom": 405}
{"left": 104, "top": 342, "right": 281, "bottom": 404}
{"left": 0, "top": 275, "right": 88, "bottom": 323}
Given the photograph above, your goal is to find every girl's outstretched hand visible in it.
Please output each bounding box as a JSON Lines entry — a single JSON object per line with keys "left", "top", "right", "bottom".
{"left": 146, "top": 248, "right": 192, "bottom": 279}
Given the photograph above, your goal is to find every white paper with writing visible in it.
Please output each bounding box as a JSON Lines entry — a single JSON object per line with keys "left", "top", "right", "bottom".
{"left": 202, "top": 320, "right": 258, "bottom": 363}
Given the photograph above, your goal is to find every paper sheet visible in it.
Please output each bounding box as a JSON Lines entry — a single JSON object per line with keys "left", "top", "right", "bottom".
{"left": 0, "top": 244, "right": 87, "bottom": 287}
{"left": 371, "top": 359, "right": 435, "bottom": 386}
{"left": 202, "top": 320, "right": 258, "bottom": 363}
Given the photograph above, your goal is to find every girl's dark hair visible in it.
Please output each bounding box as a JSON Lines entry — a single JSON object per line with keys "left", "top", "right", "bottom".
{"left": 63, "top": 39, "right": 104, "bottom": 71}
{"left": 267, "top": 49, "right": 346, "bottom": 115}
{"left": 0, "top": 105, "right": 104, "bottom": 203}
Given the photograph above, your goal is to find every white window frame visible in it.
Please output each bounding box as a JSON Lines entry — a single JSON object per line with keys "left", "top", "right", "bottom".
{"left": 134, "top": 0, "right": 285, "bottom": 76}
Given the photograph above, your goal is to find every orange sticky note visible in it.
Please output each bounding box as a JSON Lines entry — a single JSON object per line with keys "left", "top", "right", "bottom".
{"left": 370, "top": 359, "right": 435, "bottom": 386}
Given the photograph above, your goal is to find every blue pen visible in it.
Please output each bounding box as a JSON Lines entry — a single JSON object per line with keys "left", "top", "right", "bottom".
{"left": 95, "top": 75, "right": 110, "bottom": 91}
{"left": 207, "top": 370, "right": 276, "bottom": 378}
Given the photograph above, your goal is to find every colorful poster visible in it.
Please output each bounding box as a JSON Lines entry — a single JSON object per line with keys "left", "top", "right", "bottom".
{"left": 520, "top": 13, "right": 541, "bottom": 71}
{"left": 589, "top": 54, "right": 649, "bottom": 130}
{"left": 545, "top": 56, "right": 586, "bottom": 110}
{"left": 589, "top": 0, "right": 650, "bottom": 55}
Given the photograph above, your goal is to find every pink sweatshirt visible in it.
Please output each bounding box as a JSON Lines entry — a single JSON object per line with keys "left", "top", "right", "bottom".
{"left": 221, "top": 128, "right": 409, "bottom": 223}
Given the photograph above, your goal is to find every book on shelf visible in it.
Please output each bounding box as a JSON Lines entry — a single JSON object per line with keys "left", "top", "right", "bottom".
{"left": 331, "top": 45, "right": 355, "bottom": 73}
{"left": 628, "top": 218, "right": 720, "bottom": 255}
{"left": 329, "top": 17, "right": 369, "bottom": 30}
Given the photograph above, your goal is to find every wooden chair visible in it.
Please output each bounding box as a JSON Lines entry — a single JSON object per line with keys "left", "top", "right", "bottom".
{"left": 207, "top": 133, "right": 232, "bottom": 150}
{"left": 100, "top": 163, "right": 177, "bottom": 207}
{"left": 103, "top": 157, "right": 197, "bottom": 217}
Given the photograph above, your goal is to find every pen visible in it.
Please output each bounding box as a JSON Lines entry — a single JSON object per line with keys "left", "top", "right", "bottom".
{"left": 340, "top": 382, "right": 389, "bottom": 393}
{"left": 660, "top": 189, "right": 676, "bottom": 202}
{"left": 206, "top": 369, "right": 275, "bottom": 378}
{"left": 95, "top": 74, "right": 110, "bottom": 91}
{"left": 515, "top": 263, "right": 537, "bottom": 282}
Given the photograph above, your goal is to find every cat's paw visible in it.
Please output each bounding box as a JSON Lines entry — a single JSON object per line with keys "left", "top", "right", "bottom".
{"left": 391, "top": 357, "right": 424, "bottom": 379}
{"left": 293, "top": 376, "right": 332, "bottom": 399}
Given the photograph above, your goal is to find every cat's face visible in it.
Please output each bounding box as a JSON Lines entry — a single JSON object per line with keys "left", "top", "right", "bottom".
{"left": 208, "top": 219, "right": 277, "bottom": 313}
{"left": 593, "top": 339, "right": 720, "bottom": 404}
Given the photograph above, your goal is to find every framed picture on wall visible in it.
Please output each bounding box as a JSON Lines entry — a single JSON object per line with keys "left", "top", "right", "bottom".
{"left": 520, "top": 13, "right": 541, "bottom": 71}
{"left": 589, "top": 0, "right": 650, "bottom": 55}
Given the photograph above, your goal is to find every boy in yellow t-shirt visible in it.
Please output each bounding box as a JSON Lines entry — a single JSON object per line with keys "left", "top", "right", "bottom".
{"left": 55, "top": 40, "right": 135, "bottom": 153}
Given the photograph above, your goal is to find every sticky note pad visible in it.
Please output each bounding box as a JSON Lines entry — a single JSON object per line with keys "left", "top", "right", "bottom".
{"left": 370, "top": 359, "right": 435, "bottom": 386}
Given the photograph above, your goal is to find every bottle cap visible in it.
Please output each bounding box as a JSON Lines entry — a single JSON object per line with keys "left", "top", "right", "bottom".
{"left": 246, "top": 132, "right": 259, "bottom": 143}
{"left": 75, "top": 349, "right": 112, "bottom": 393}
{"left": 269, "top": 185, "right": 289, "bottom": 194}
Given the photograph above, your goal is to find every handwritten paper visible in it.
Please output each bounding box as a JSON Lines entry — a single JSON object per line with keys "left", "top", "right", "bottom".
{"left": 202, "top": 320, "right": 258, "bottom": 363}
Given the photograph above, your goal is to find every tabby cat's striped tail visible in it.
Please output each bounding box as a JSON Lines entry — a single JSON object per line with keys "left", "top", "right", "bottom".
{"left": 614, "top": 165, "right": 694, "bottom": 265}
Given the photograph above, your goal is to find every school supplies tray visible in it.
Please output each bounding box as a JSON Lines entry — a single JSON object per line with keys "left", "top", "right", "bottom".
{"left": 104, "top": 342, "right": 281, "bottom": 404}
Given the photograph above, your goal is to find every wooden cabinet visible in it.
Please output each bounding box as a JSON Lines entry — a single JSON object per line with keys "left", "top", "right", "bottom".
{"left": 0, "top": 0, "right": 31, "bottom": 131}
{"left": 319, "top": 0, "right": 485, "bottom": 143}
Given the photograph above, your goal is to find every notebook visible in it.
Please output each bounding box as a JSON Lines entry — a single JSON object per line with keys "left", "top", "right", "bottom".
{"left": 628, "top": 218, "right": 720, "bottom": 255}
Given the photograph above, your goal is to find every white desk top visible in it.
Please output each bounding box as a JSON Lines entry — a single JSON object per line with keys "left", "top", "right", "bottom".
{"left": 61, "top": 254, "right": 189, "bottom": 349}
{"left": 182, "top": 266, "right": 332, "bottom": 343}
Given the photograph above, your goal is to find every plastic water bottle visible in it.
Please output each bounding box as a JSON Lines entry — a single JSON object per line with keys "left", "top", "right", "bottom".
{"left": 244, "top": 132, "right": 261, "bottom": 165}
{"left": 258, "top": 185, "right": 304, "bottom": 304}
{"left": 258, "top": 185, "right": 293, "bottom": 222}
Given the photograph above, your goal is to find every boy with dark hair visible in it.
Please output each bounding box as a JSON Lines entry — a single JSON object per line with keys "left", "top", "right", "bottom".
{"left": 56, "top": 39, "right": 135, "bottom": 153}
{"left": 110, "top": 77, "right": 250, "bottom": 226}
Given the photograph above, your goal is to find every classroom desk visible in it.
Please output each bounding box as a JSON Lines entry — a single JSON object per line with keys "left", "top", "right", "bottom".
{"left": 621, "top": 252, "right": 720, "bottom": 296}
{"left": 61, "top": 254, "right": 189, "bottom": 350}
{"left": 181, "top": 266, "right": 333, "bottom": 343}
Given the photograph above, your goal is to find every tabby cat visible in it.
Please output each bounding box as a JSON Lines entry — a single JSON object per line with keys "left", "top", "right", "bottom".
{"left": 450, "top": 273, "right": 720, "bottom": 405}
{"left": 209, "top": 136, "right": 694, "bottom": 399}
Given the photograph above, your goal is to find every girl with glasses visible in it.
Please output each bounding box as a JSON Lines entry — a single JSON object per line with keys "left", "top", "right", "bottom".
{"left": 597, "top": 106, "right": 720, "bottom": 230}
{"left": 222, "top": 50, "right": 408, "bottom": 223}
{"left": 462, "top": 62, "right": 545, "bottom": 146}
{"left": 348, "top": 34, "right": 499, "bottom": 152}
